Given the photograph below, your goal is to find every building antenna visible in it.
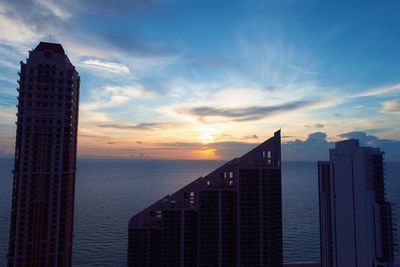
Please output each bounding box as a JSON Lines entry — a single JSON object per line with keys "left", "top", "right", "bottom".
{"left": 49, "top": 33, "right": 52, "bottom": 42}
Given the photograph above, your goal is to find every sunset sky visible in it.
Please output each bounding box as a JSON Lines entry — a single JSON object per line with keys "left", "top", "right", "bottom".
{"left": 1, "top": 0, "right": 400, "bottom": 160}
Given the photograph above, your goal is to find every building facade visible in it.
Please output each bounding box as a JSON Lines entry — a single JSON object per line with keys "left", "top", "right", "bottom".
{"left": 128, "top": 130, "right": 282, "bottom": 267}
{"left": 318, "top": 140, "right": 395, "bottom": 267}
{"left": 8, "top": 42, "right": 80, "bottom": 267}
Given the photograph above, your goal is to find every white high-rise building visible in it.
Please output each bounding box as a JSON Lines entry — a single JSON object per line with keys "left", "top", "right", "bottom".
{"left": 318, "top": 139, "right": 395, "bottom": 267}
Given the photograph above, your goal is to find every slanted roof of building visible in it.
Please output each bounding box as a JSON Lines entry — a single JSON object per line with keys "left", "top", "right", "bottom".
{"left": 33, "top": 42, "right": 65, "bottom": 54}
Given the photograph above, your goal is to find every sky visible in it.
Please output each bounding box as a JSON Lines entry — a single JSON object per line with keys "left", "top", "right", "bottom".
{"left": 0, "top": 0, "right": 400, "bottom": 161}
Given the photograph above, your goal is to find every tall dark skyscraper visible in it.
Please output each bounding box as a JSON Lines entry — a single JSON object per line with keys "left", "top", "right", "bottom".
{"left": 128, "top": 130, "right": 282, "bottom": 267}
{"left": 318, "top": 140, "right": 395, "bottom": 267}
{"left": 7, "top": 42, "right": 80, "bottom": 267}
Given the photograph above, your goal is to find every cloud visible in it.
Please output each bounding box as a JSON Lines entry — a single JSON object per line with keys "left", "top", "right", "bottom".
{"left": 338, "top": 131, "right": 400, "bottom": 161}
{"left": 209, "top": 141, "right": 256, "bottom": 159}
{"left": 182, "top": 100, "right": 315, "bottom": 122}
{"left": 79, "top": 111, "right": 111, "bottom": 124}
{"left": 81, "top": 59, "right": 130, "bottom": 74}
{"left": 80, "top": 85, "right": 153, "bottom": 111}
{"left": 283, "top": 132, "right": 333, "bottom": 161}
{"left": 33, "top": 0, "right": 72, "bottom": 20}
{"left": 338, "top": 131, "right": 377, "bottom": 145}
{"left": 148, "top": 141, "right": 256, "bottom": 159}
{"left": 0, "top": 3, "right": 40, "bottom": 45}
{"left": 264, "top": 86, "right": 280, "bottom": 91}
{"left": 98, "top": 122, "right": 178, "bottom": 131}
{"left": 305, "top": 123, "right": 324, "bottom": 129}
{"left": 78, "top": 0, "right": 153, "bottom": 16}
{"left": 289, "top": 64, "right": 319, "bottom": 76}
{"left": 0, "top": 0, "right": 79, "bottom": 47}
{"left": 354, "top": 83, "right": 400, "bottom": 97}
{"left": 281, "top": 131, "right": 400, "bottom": 162}
{"left": 296, "top": 83, "right": 400, "bottom": 114}
{"left": 351, "top": 83, "right": 400, "bottom": 99}
{"left": 0, "top": 106, "right": 17, "bottom": 125}
{"left": 97, "top": 31, "right": 176, "bottom": 56}
{"left": 242, "top": 134, "right": 259, "bottom": 140}
{"left": 0, "top": 0, "right": 178, "bottom": 63}
{"left": 176, "top": 82, "right": 400, "bottom": 125}
{"left": 381, "top": 99, "right": 400, "bottom": 113}
{"left": 0, "top": 92, "right": 17, "bottom": 107}
{"left": 157, "top": 142, "right": 205, "bottom": 150}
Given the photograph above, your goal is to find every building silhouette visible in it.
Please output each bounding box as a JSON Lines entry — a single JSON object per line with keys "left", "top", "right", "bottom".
{"left": 318, "top": 140, "right": 395, "bottom": 267}
{"left": 128, "top": 130, "right": 282, "bottom": 267}
{"left": 7, "top": 42, "right": 80, "bottom": 267}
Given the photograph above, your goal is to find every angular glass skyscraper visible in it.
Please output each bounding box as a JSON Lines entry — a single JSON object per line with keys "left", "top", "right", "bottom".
{"left": 128, "top": 130, "right": 282, "bottom": 267}
{"left": 7, "top": 42, "right": 80, "bottom": 267}
{"left": 318, "top": 140, "right": 395, "bottom": 267}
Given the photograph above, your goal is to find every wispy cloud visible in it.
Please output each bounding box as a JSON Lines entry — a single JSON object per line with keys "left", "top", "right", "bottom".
{"left": 0, "top": 92, "right": 17, "bottom": 107}
{"left": 81, "top": 59, "right": 130, "bottom": 74}
{"left": 289, "top": 64, "right": 319, "bottom": 76}
{"left": 77, "top": 0, "right": 153, "bottom": 16}
{"left": 182, "top": 100, "right": 315, "bottom": 122}
{"left": 0, "top": 0, "right": 178, "bottom": 70}
{"left": 242, "top": 134, "right": 259, "bottom": 140}
{"left": 305, "top": 123, "right": 325, "bottom": 129}
{"left": 98, "top": 122, "right": 179, "bottom": 131}
{"left": 33, "top": 0, "right": 72, "bottom": 20}
{"left": 350, "top": 83, "right": 400, "bottom": 99}
{"left": 81, "top": 85, "right": 153, "bottom": 111}
{"left": 0, "top": 106, "right": 16, "bottom": 125}
{"left": 381, "top": 99, "right": 400, "bottom": 113}
{"left": 0, "top": 3, "right": 39, "bottom": 45}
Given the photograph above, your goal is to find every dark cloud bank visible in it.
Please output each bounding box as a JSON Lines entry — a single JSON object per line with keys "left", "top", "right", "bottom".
{"left": 283, "top": 131, "right": 400, "bottom": 162}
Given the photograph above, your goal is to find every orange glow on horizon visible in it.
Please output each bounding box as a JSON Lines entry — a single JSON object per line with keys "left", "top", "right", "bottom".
{"left": 196, "top": 148, "right": 218, "bottom": 159}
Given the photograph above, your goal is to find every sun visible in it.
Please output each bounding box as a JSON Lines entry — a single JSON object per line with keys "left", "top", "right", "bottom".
{"left": 200, "top": 133, "right": 215, "bottom": 144}
{"left": 196, "top": 126, "right": 220, "bottom": 144}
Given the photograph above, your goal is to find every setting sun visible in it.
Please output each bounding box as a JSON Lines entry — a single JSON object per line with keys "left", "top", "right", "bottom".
{"left": 196, "top": 126, "right": 220, "bottom": 144}
{"left": 199, "top": 134, "right": 214, "bottom": 144}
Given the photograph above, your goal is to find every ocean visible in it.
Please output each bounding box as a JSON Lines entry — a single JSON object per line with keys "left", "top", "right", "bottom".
{"left": 0, "top": 159, "right": 399, "bottom": 266}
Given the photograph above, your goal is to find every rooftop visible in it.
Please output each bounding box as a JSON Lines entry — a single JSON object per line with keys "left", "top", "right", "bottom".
{"left": 33, "top": 42, "right": 65, "bottom": 54}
